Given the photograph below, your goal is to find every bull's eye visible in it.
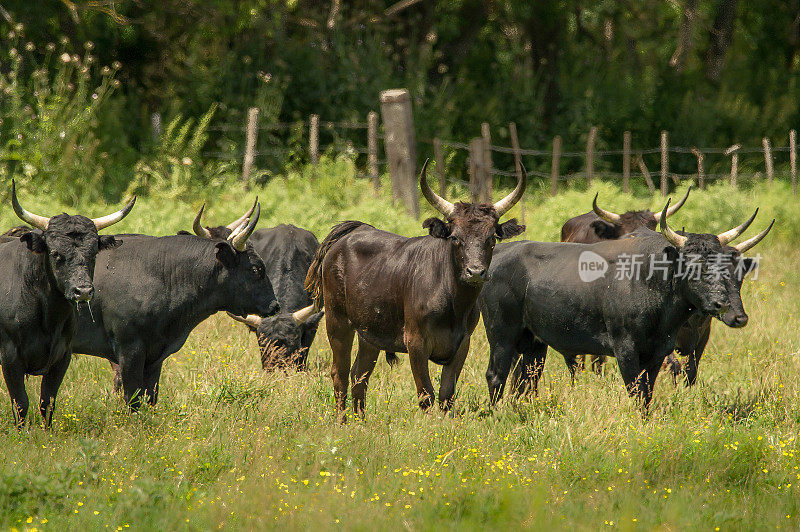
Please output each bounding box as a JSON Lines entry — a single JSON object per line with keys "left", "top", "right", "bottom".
{"left": 50, "top": 251, "right": 64, "bottom": 264}
{"left": 448, "top": 235, "right": 462, "bottom": 246}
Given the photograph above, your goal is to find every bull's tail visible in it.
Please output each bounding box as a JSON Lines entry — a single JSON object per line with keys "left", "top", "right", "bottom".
{"left": 305, "top": 221, "right": 368, "bottom": 309}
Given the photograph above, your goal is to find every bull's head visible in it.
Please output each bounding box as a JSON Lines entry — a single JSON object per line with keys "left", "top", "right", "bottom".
{"left": 592, "top": 188, "right": 690, "bottom": 238}
{"left": 228, "top": 304, "right": 323, "bottom": 370}
{"left": 660, "top": 200, "right": 773, "bottom": 328}
{"left": 11, "top": 181, "right": 135, "bottom": 302}
{"left": 420, "top": 159, "right": 526, "bottom": 284}
{"left": 190, "top": 201, "right": 280, "bottom": 319}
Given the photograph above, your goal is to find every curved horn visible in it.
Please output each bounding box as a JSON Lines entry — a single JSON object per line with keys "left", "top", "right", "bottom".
{"left": 229, "top": 203, "right": 260, "bottom": 251}
{"left": 717, "top": 208, "right": 758, "bottom": 245}
{"left": 226, "top": 311, "right": 262, "bottom": 328}
{"left": 659, "top": 199, "right": 687, "bottom": 248}
{"left": 92, "top": 196, "right": 136, "bottom": 231}
{"left": 492, "top": 164, "right": 527, "bottom": 216}
{"left": 592, "top": 193, "right": 622, "bottom": 224}
{"left": 733, "top": 219, "right": 774, "bottom": 253}
{"left": 420, "top": 158, "right": 454, "bottom": 217}
{"left": 654, "top": 186, "right": 691, "bottom": 221}
{"left": 11, "top": 180, "right": 50, "bottom": 230}
{"left": 226, "top": 197, "right": 258, "bottom": 230}
{"left": 292, "top": 304, "right": 321, "bottom": 325}
{"left": 192, "top": 203, "right": 213, "bottom": 239}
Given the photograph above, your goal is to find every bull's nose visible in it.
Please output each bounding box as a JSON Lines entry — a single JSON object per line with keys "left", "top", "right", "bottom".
{"left": 466, "top": 267, "right": 487, "bottom": 280}
{"left": 733, "top": 314, "right": 748, "bottom": 327}
{"left": 71, "top": 285, "right": 94, "bottom": 302}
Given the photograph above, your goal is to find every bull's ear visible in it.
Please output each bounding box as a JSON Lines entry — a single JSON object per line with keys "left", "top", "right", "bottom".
{"left": 423, "top": 217, "right": 451, "bottom": 239}
{"left": 591, "top": 220, "right": 619, "bottom": 239}
{"left": 99, "top": 235, "right": 121, "bottom": 250}
{"left": 496, "top": 218, "right": 525, "bottom": 240}
{"left": 304, "top": 311, "right": 324, "bottom": 329}
{"left": 20, "top": 232, "right": 46, "bottom": 254}
{"left": 741, "top": 257, "right": 755, "bottom": 275}
{"left": 215, "top": 241, "right": 238, "bottom": 268}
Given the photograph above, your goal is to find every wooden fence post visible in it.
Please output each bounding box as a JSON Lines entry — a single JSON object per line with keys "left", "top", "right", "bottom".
{"left": 660, "top": 130, "right": 669, "bottom": 196}
{"left": 150, "top": 112, "right": 162, "bottom": 142}
{"left": 433, "top": 137, "right": 446, "bottom": 199}
{"left": 726, "top": 144, "right": 741, "bottom": 188}
{"left": 241, "top": 107, "right": 259, "bottom": 181}
{"left": 551, "top": 135, "right": 562, "bottom": 197}
{"left": 508, "top": 122, "right": 525, "bottom": 224}
{"left": 586, "top": 126, "right": 597, "bottom": 185}
{"left": 309, "top": 114, "right": 320, "bottom": 164}
{"left": 380, "top": 89, "right": 419, "bottom": 217}
{"left": 367, "top": 111, "right": 379, "bottom": 195}
{"left": 468, "top": 138, "right": 485, "bottom": 203}
{"left": 481, "top": 122, "right": 493, "bottom": 202}
{"left": 636, "top": 154, "right": 656, "bottom": 194}
{"left": 690, "top": 147, "right": 705, "bottom": 189}
{"left": 762, "top": 137, "right": 774, "bottom": 184}
{"left": 622, "top": 131, "right": 631, "bottom": 193}
{"left": 791, "top": 129, "right": 797, "bottom": 195}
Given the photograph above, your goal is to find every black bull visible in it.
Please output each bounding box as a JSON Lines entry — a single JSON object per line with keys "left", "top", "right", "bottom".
{"left": 70, "top": 209, "right": 279, "bottom": 408}
{"left": 481, "top": 206, "right": 772, "bottom": 410}
{"left": 0, "top": 183, "right": 134, "bottom": 427}
{"left": 305, "top": 160, "right": 526, "bottom": 422}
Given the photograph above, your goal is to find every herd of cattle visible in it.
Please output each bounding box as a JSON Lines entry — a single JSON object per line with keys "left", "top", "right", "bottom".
{"left": 0, "top": 165, "right": 773, "bottom": 427}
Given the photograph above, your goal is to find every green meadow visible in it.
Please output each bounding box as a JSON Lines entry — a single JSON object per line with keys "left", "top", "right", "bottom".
{"left": 0, "top": 160, "right": 798, "bottom": 530}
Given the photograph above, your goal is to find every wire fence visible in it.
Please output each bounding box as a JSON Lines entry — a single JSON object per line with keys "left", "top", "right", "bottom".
{"left": 198, "top": 109, "right": 798, "bottom": 203}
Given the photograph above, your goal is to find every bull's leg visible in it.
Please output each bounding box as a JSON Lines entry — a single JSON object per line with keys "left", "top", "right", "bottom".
{"left": 662, "top": 353, "right": 683, "bottom": 386}
{"left": 615, "top": 352, "right": 646, "bottom": 407}
{"left": 39, "top": 353, "right": 71, "bottom": 428}
{"left": 1, "top": 354, "right": 28, "bottom": 429}
{"left": 576, "top": 355, "right": 586, "bottom": 371}
{"left": 350, "top": 337, "right": 380, "bottom": 419}
{"left": 385, "top": 352, "right": 400, "bottom": 367}
{"left": 326, "top": 314, "right": 354, "bottom": 424}
{"left": 641, "top": 357, "right": 666, "bottom": 412}
{"left": 143, "top": 361, "right": 164, "bottom": 406}
{"left": 407, "top": 337, "right": 435, "bottom": 411}
{"left": 109, "top": 361, "right": 123, "bottom": 394}
{"left": 563, "top": 354, "right": 579, "bottom": 385}
{"left": 591, "top": 355, "right": 606, "bottom": 375}
{"left": 439, "top": 338, "right": 469, "bottom": 412}
{"left": 118, "top": 347, "right": 146, "bottom": 411}
{"left": 685, "top": 326, "right": 710, "bottom": 387}
{"left": 485, "top": 346, "right": 518, "bottom": 405}
{"left": 516, "top": 341, "right": 548, "bottom": 397}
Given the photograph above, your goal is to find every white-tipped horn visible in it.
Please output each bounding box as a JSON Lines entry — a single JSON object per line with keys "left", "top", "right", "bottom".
{"left": 492, "top": 164, "right": 527, "bottom": 216}
{"left": 419, "top": 158, "right": 455, "bottom": 217}
{"left": 229, "top": 203, "right": 260, "bottom": 251}
{"left": 92, "top": 196, "right": 137, "bottom": 230}
{"left": 659, "top": 199, "right": 687, "bottom": 248}
{"left": 227, "top": 311, "right": 262, "bottom": 328}
{"left": 592, "top": 193, "right": 622, "bottom": 224}
{"left": 291, "top": 304, "right": 320, "bottom": 325}
{"left": 733, "top": 219, "right": 774, "bottom": 253}
{"left": 226, "top": 197, "right": 259, "bottom": 230}
{"left": 654, "top": 186, "right": 691, "bottom": 221}
{"left": 192, "top": 203, "right": 213, "bottom": 239}
{"left": 11, "top": 180, "right": 50, "bottom": 230}
{"left": 717, "top": 208, "right": 758, "bottom": 245}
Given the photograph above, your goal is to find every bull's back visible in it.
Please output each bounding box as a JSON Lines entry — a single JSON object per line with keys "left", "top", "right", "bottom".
{"left": 251, "top": 225, "right": 318, "bottom": 311}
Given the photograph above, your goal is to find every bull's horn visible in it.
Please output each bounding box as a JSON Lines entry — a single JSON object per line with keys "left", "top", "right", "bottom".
{"left": 717, "top": 208, "right": 758, "bottom": 245}
{"left": 733, "top": 219, "right": 774, "bottom": 253}
{"left": 226, "top": 197, "right": 259, "bottom": 230}
{"left": 653, "top": 186, "right": 691, "bottom": 222}
{"left": 229, "top": 203, "right": 260, "bottom": 251}
{"left": 292, "top": 304, "right": 321, "bottom": 325}
{"left": 192, "top": 203, "right": 213, "bottom": 239}
{"left": 11, "top": 180, "right": 50, "bottom": 231}
{"left": 420, "top": 158, "right": 454, "bottom": 217}
{"left": 592, "top": 193, "right": 622, "bottom": 224}
{"left": 493, "top": 164, "right": 527, "bottom": 217}
{"left": 659, "top": 199, "right": 687, "bottom": 248}
{"left": 227, "top": 311, "right": 262, "bottom": 328}
{"left": 92, "top": 196, "right": 137, "bottom": 230}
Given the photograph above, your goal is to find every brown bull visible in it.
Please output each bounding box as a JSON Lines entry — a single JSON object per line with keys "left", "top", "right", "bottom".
{"left": 305, "top": 160, "right": 526, "bottom": 422}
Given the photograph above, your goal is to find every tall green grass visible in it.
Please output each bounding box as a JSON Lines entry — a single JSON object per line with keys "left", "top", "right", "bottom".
{"left": 0, "top": 165, "right": 798, "bottom": 530}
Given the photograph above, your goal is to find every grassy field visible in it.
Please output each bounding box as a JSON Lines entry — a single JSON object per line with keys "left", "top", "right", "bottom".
{"left": 0, "top": 160, "right": 798, "bottom": 530}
